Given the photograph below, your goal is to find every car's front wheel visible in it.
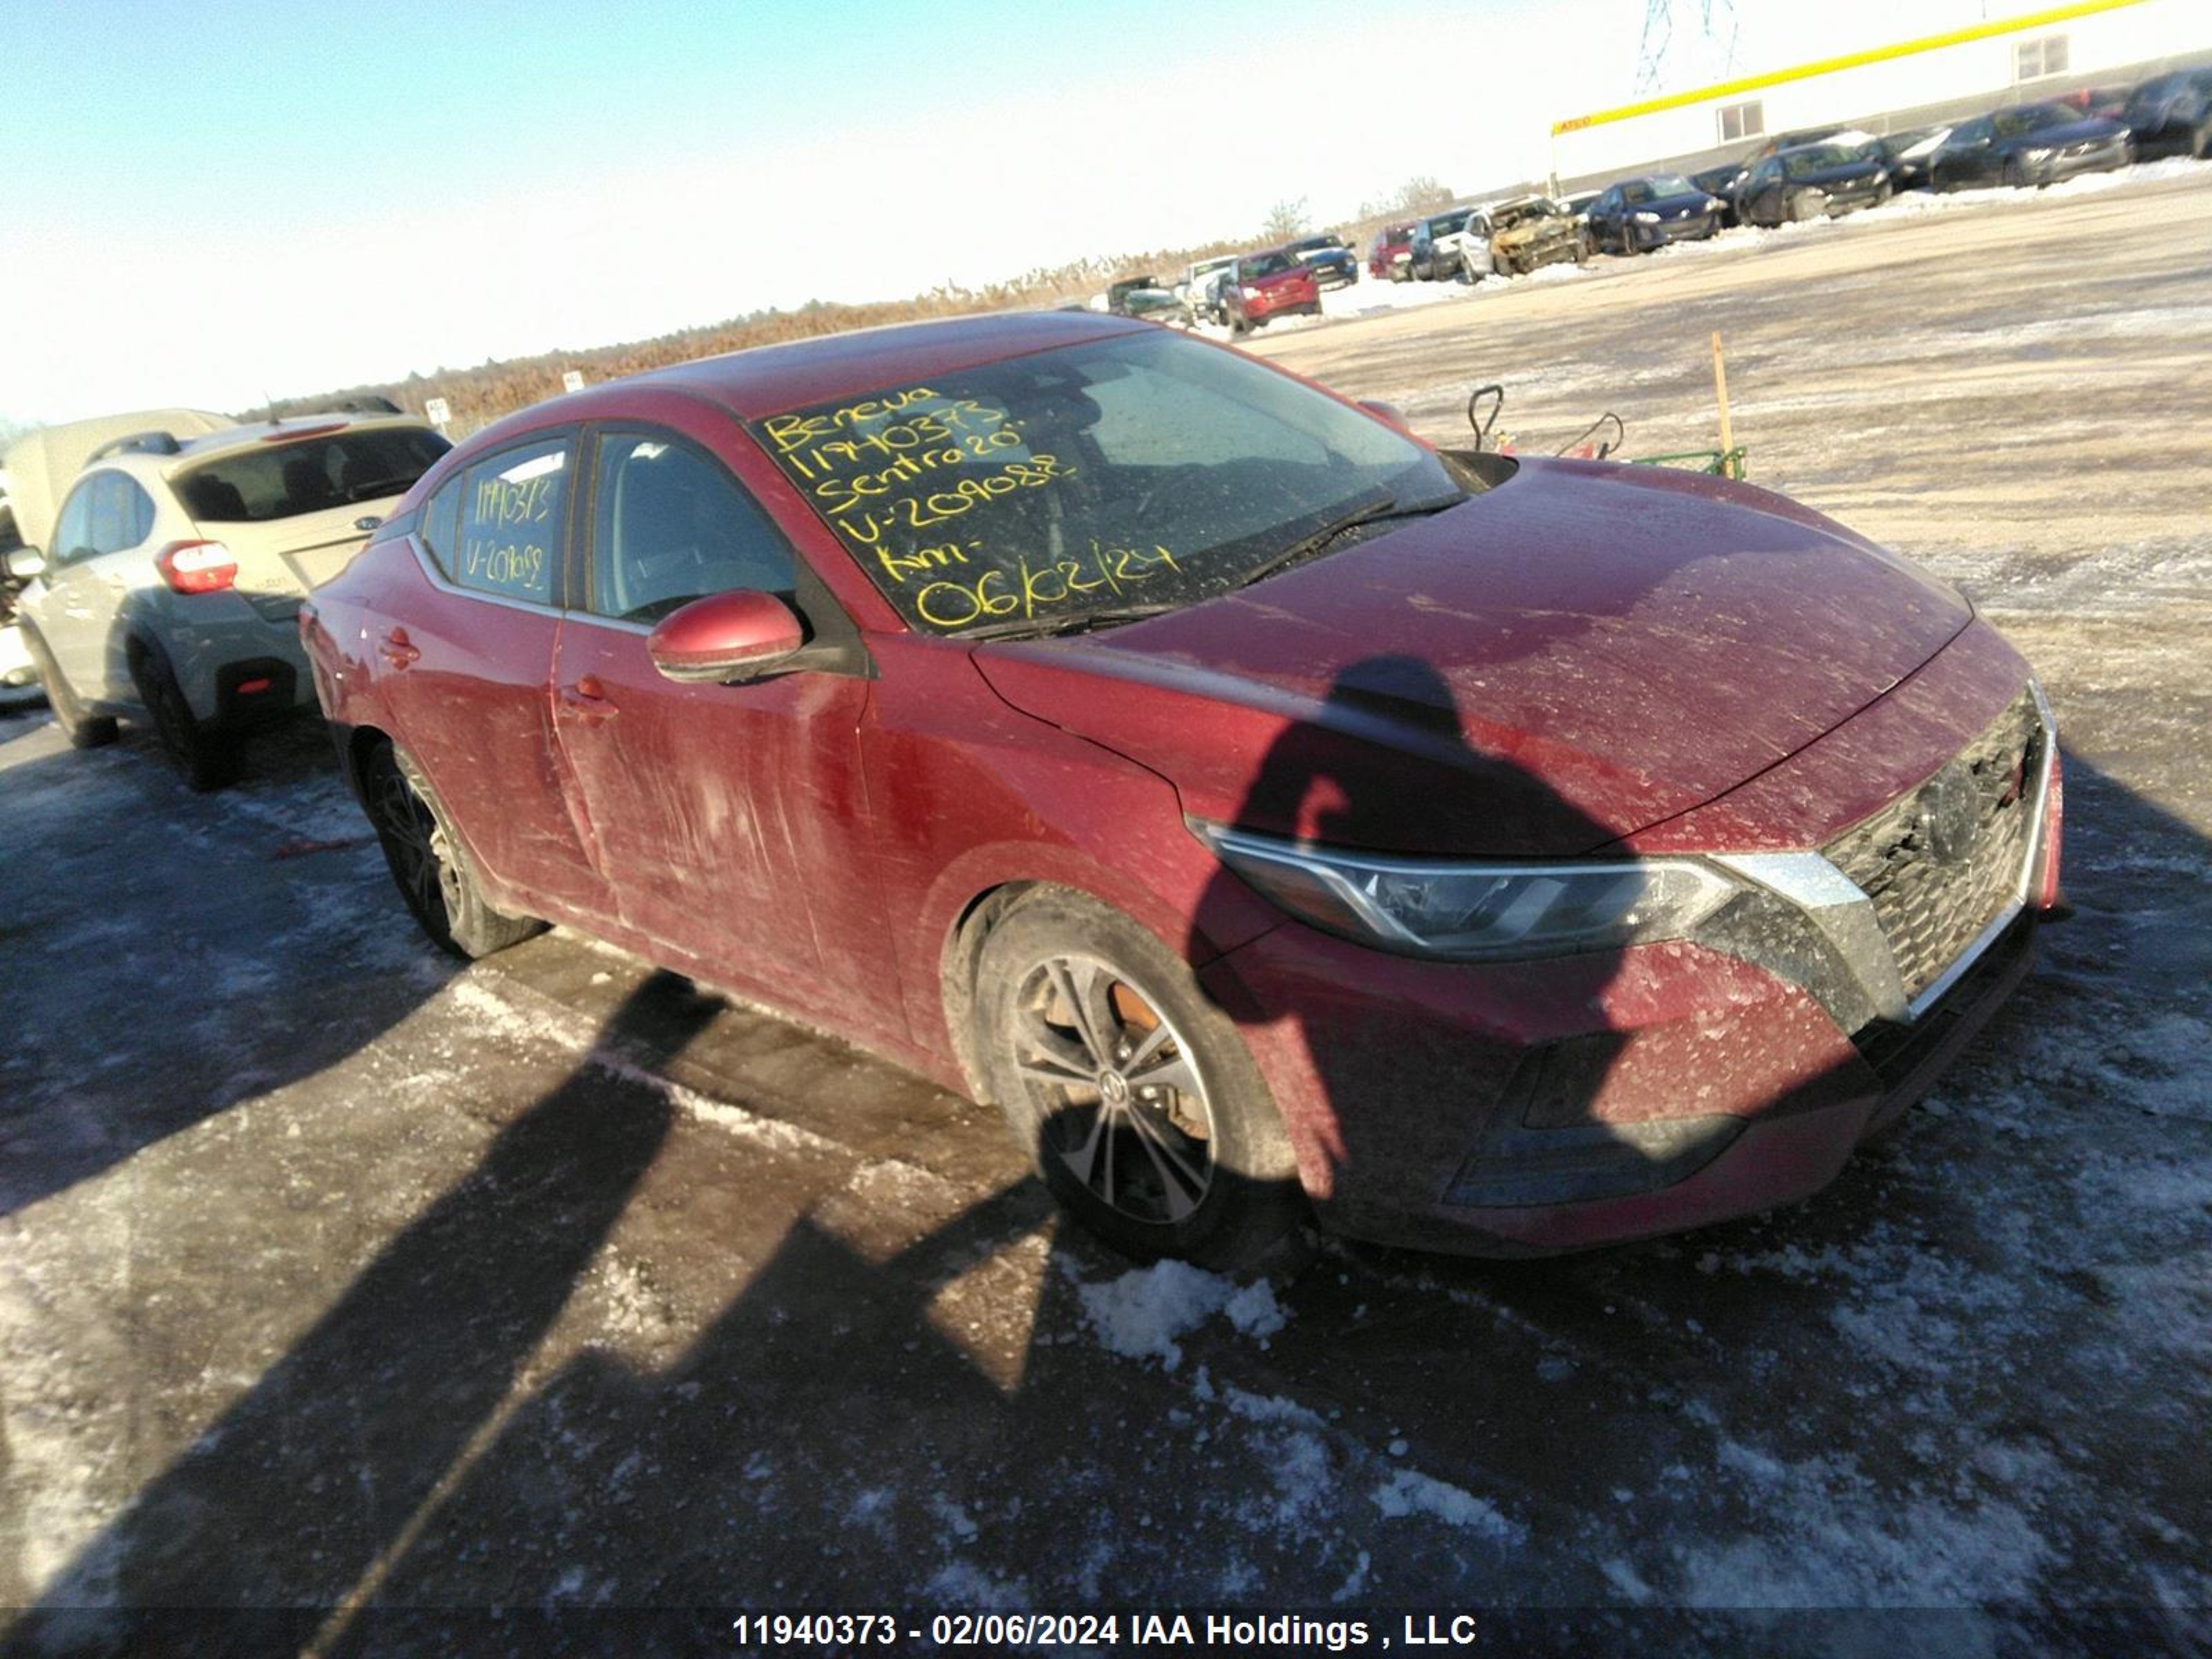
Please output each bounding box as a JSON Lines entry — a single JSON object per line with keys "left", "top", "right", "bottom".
{"left": 363, "top": 740, "right": 543, "bottom": 959}
{"left": 973, "top": 890, "right": 1306, "bottom": 1268}
{"left": 128, "top": 638, "right": 239, "bottom": 791}
{"left": 19, "top": 623, "right": 118, "bottom": 749}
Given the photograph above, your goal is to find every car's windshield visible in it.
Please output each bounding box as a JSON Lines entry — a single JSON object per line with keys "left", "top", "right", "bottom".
{"left": 1426, "top": 209, "right": 1470, "bottom": 236}
{"left": 176, "top": 427, "right": 450, "bottom": 523}
{"left": 1623, "top": 176, "right": 1694, "bottom": 203}
{"left": 1782, "top": 145, "right": 1855, "bottom": 177}
{"left": 1996, "top": 104, "right": 2072, "bottom": 138}
{"left": 755, "top": 330, "right": 1463, "bottom": 638}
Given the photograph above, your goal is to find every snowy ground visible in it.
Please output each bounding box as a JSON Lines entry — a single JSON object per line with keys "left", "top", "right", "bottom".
{"left": 3, "top": 163, "right": 2209, "bottom": 1655}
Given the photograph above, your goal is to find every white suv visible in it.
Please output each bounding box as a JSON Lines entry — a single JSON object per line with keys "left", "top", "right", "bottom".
{"left": 5, "top": 413, "right": 448, "bottom": 788}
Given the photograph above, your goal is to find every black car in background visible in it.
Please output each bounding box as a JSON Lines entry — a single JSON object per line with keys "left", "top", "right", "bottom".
{"left": 1931, "top": 102, "right": 2134, "bottom": 189}
{"left": 1282, "top": 233, "right": 1360, "bottom": 288}
{"left": 1736, "top": 142, "right": 1891, "bottom": 227}
{"left": 2124, "top": 68, "right": 2212, "bottom": 158}
{"left": 1690, "top": 162, "right": 1747, "bottom": 224}
{"left": 1871, "top": 125, "right": 1952, "bottom": 190}
{"left": 1583, "top": 174, "right": 1726, "bottom": 253}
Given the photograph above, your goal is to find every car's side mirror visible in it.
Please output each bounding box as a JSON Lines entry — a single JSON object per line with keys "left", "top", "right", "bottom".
{"left": 648, "top": 589, "right": 806, "bottom": 684}
{"left": 3, "top": 546, "right": 47, "bottom": 582}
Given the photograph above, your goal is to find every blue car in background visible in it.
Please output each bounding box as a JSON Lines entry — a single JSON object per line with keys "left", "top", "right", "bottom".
{"left": 1931, "top": 102, "right": 2135, "bottom": 190}
{"left": 1583, "top": 174, "right": 1727, "bottom": 254}
{"left": 1283, "top": 233, "right": 1359, "bottom": 288}
{"left": 1738, "top": 142, "right": 1893, "bottom": 226}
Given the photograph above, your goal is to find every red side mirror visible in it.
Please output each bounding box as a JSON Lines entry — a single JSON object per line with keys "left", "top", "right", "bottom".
{"left": 647, "top": 590, "right": 805, "bottom": 684}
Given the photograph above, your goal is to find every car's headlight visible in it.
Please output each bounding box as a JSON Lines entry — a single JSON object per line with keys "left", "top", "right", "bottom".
{"left": 2021, "top": 146, "right": 2055, "bottom": 162}
{"left": 1192, "top": 823, "right": 1741, "bottom": 961}
{"left": 1633, "top": 210, "right": 1661, "bottom": 223}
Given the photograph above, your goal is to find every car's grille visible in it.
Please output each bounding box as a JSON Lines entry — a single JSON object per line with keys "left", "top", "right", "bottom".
{"left": 1824, "top": 686, "right": 2043, "bottom": 1002}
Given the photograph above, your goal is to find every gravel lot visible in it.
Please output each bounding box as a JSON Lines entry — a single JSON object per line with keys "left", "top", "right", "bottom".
{"left": 3, "top": 165, "right": 2209, "bottom": 1656}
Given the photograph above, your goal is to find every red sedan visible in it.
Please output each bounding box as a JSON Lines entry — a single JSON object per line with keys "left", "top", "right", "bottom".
{"left": 303, "top": 313, "right": 2062, "bottom": 1266}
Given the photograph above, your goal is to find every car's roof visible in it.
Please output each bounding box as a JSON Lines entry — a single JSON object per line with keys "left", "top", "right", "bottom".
{"left": 620, "top": 310, "right": 1152, "bottom": 422}
{"left": 86, "top": 413, "right": 437, "bottom": 480}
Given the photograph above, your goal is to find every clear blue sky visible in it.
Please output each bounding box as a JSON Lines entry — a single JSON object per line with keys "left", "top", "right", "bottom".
{"left": 0, "top": 0, "right": 1977, "bottom": 424}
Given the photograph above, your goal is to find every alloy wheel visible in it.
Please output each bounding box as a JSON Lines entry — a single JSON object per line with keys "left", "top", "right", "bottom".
{"left": 371, "top": 759, "right": 462, "bottom": 922}
{"left": 1008, "top": 953, "right": 1217, "bottom": 1225}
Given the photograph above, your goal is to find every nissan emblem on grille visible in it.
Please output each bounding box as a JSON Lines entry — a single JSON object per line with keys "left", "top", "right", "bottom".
{"left": 1913, "top": 764, "right": 1983, "bottom": 867}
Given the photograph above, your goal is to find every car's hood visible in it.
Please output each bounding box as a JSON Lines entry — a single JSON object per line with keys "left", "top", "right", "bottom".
{"left": 1494, "top": 218, "right": 1571, "bottom": 245}
{"left": 971, "top": 457, "right": 1972, "bottom": 857}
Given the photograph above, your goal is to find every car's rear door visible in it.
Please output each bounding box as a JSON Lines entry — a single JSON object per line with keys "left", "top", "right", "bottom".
{"left": 549, "top": 422, "right": 891, "bottom": 1024}
{"left": 376, "top": 431, "right": 608, "bottom": 918}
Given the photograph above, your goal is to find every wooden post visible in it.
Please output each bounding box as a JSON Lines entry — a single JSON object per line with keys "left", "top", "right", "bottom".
{"left": 1711, "top": 330, "right": 1734, "bottom": 460}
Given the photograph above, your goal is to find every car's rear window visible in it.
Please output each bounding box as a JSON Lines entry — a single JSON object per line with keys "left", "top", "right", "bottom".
{"left": 176, "top": 427, "right": 451, "bottom": 523}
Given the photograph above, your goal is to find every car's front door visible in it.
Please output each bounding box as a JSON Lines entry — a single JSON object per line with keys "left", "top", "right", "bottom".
{"left": 550, "top": 424, "right": 892, "bottom": 1027}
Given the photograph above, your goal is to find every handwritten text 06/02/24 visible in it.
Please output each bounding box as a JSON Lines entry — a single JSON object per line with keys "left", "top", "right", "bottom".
{"left": 912, "top": 541, "right": 1180, "bottom": 631}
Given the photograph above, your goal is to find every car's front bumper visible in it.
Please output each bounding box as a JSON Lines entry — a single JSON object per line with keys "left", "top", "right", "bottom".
{"left": 2023, "top": 138, "right": 2134, "bottom": 183}
{"left": 1632, "top": 214, "right": 1718, "bottom": 248}
{"left": 1197, "top": 672, "right": 2059, "bottom": 1256}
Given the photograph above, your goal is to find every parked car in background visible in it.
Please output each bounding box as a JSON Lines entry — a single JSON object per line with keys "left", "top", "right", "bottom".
{"left": 1584, "top": 175, "right": 1727, "bottom": 252}
{"left": 1932, "top": 102, "right": 2134, "bottom": 189}
{"left": 2123, "top": 68, "right": 2212, "bottom": 157}
{"left": 6, "top": 413, "right": 449, "bottom": 787}
{"left": 1179, "top": 254, "right": 1241, "bottom": 325}
{"left": 1486, "top": 195, "right": 1582, "bottom": 275}
{"left": 1224, "top": 247, "right": 1322, "bottom": 333}
{"left": 303, "top": 310, "right": 2062, "bottom": 1266}
{"left": 1283, "top": 233, "right": 1359, "bottom": 288}
{"left": 1689, "top": 162, "right": 1746, "bottom": 224}
{"left": 1737, "top": 141, "right": 1892, "bottom": 227}
{"left": 1872, "top": 124, "right": 1953, "bottom": 190}
{"left": 1105, "top": 275, "right": 1182, "bottom": 320}
{"left": 1369, "top": 221, "right": 1416, "bottom": 281}
{"left": 3, "top": 409, "right": 230, "bottom": 558}
{"left": 1408, "top": 205, "right": 1489, "bottom": 281}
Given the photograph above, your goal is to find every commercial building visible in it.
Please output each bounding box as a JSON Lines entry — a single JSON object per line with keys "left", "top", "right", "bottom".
{"left": 1550, "top": 0, "right": 2212, "bottom": 190}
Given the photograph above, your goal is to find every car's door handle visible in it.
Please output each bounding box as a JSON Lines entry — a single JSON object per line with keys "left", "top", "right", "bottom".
{"left": 558, "top": 675, "right": 617, "bottom": 721}
{"left": 378, "top": 628, "right": 420, "bottom": 668}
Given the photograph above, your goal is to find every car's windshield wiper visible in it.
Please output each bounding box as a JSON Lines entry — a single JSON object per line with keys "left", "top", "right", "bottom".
{"left": 1230, "top": 488, "right": 1463, "bottom": 592}
{"left": 956, "top": 601, "right": 1183, "bottom": 643}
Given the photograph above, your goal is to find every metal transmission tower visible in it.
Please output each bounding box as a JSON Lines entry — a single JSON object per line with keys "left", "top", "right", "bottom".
{"left": 1635, "top": 0, "right": 1742, "bottom": 93}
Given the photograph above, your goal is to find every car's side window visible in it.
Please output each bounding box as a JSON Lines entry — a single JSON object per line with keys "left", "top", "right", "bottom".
{"left": 442, "top": 437, "right": 570, "bottom": 606}
{"left": 584, "top": 432, "right": 794, "bottom": 625}
{"left": 126, "top": 478, "right": 156, "bottom": 546}
{"left": 87, "top": 473, "right": 133, "bottom": 556}
{"left": 50, "top": 479, "right": 97, "bottom": 565}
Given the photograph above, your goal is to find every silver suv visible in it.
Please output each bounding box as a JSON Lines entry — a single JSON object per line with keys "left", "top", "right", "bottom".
{"left": 4, "top": 413, "right": 448, "bottom": 788}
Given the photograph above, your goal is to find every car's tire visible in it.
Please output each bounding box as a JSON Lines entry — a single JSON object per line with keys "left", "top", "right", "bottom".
{"left": 973, "top": 889, "right": 1308, "bottom": 1269}
{"left": 18, "top": 624, "right": 118, "bottom": 749}
{"left": 362, "top": 740, "right": 544, "bottom": 959}
{"left": 127, "top": 638, "right": 240, "bottom": 791}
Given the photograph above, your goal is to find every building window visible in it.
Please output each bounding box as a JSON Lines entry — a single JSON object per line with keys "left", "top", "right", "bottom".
{"left": 2016, "top": 34, "right": 2069, "bottom": 80}
{"left": 1717, "top": 100, "right": 1765, "bottom": 143}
